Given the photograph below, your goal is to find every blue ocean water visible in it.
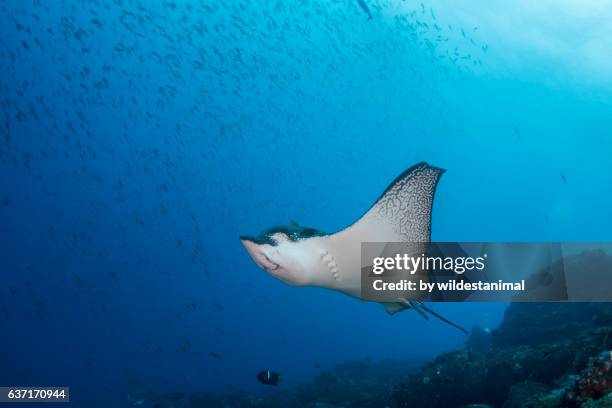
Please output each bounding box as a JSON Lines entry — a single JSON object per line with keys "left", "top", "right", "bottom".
{"left": 1, "top": 1, "right": 611, "bottom": 407}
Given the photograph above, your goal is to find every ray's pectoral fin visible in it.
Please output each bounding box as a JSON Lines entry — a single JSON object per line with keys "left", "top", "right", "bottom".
{"left": 382, "top": 302, "right": 410, "bottom": 315}
{"left": 349, "top": 162, "right": 446, "bottom": 243}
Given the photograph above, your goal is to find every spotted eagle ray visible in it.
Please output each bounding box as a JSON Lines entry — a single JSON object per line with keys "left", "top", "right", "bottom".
{"left": 241, "top": 162, "right": 467, "bottom": 333}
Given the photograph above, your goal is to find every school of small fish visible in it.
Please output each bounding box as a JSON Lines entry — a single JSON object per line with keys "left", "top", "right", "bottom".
{"left": 0, "top": 0, "right": 494, "bottom": 393}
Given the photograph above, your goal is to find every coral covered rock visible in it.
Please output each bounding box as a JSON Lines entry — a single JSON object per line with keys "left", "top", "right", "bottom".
{"left": 562, "top": 351, "right": 612, "bottom": 407}
{"left": 392, "top": 351, "right": 488, "bottom": 408}
{"left": 392, "top": 306, "right": 612, "bottom": 408}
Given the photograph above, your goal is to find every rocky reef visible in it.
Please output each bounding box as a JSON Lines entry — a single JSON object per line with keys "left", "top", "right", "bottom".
{"left": 392, "top": 303, "right": 612, "bottom": 408}
{"left": 134, "top": 303, "right": 612, "bottom": 407}
{"left": 562, "top": 351, "right": 612, "bottom": 407}
{"left": 186, "top": 359, "right": 425, "bottom": 408}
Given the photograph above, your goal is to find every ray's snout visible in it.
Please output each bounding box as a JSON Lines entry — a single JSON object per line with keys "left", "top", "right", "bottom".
{"left": 240, "top": 237, "right": 278, "bottom": 271}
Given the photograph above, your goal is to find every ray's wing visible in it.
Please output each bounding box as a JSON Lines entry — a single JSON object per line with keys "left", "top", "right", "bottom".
{"left": 311, "top": 163, "right": 445, "bottom": 295}
{"left": 337, "top": 162, "right": 445, "bottom": 243}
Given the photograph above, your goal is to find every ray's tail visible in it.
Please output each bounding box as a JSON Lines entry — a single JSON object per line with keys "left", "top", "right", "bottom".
{"left": 411, "top": 301, "right": 469, "bottom": 335}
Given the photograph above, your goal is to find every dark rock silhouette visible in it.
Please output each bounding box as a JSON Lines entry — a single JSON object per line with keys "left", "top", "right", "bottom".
{"left": 392, "top": 302, "right": 612, "bottom": 408}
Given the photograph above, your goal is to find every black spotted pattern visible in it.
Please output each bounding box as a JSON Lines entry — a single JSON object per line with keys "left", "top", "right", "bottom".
{"left": 371, "top": 163, "right": 444, "bottom": 241}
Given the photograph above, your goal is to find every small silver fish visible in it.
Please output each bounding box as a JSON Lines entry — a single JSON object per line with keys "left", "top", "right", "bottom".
{"left": 356, "top": 0, "right": 373, "bottom": 20}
